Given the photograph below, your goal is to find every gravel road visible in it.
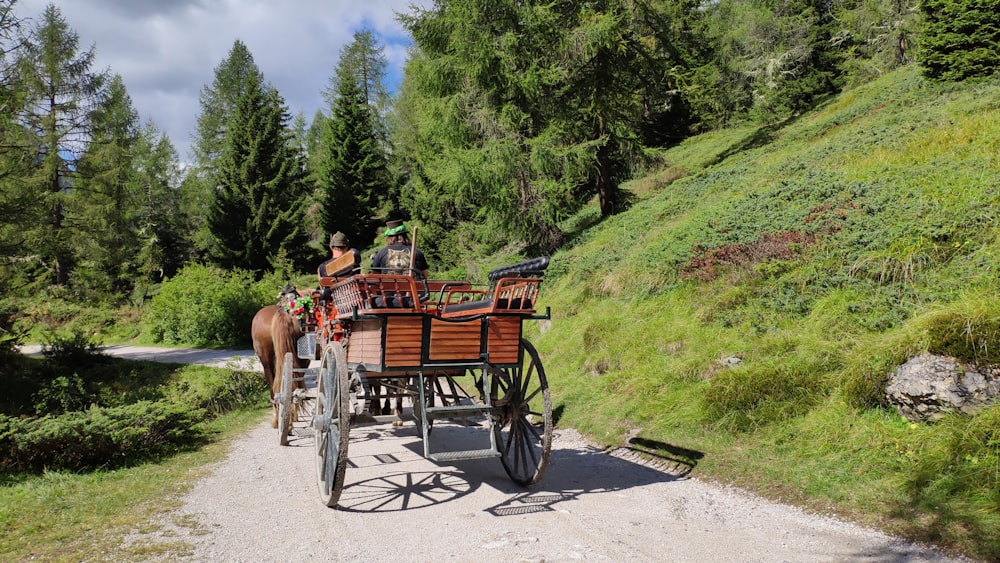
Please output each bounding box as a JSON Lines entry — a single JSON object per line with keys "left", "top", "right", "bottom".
{"left": 24, "top": 344, "right": 959, "bottom": 561}
{"left": 119, "top": 383, "right": 962, "bottom": 561}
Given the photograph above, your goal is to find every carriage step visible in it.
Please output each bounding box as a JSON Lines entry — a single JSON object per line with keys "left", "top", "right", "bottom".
{"left": 428, "top": 449, "right": 500, "bottom": 462}
{"left": 424, "top": 404, "right": 491, "bottom": 418}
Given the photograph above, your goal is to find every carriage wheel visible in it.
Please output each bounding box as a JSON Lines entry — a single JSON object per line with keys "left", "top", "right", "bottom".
{"left": 277, "top": 352, "right": 294, "bottom": 446}
{"left": 491, "top": 338, "right": 552, "bottom": 485}
{"left": 313, "top": 343, "right": 350, "bottom": 508}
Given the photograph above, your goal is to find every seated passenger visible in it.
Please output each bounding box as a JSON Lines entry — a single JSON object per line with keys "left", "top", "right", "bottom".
{"left": 318, "top": 231, "right": 361, "bottom": 279}
{"left": 370, "top": 219, "right": 429, "bottom": 278}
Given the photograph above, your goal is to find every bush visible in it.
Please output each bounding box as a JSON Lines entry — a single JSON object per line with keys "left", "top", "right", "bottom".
{"left": 165, "top": 363, "right": 270, "bottom": 417}
{"left": 40, "top": 329, "right": 107, "bottom": 372}
{"left": 147, "top": 264, "right": 272, "bottom": 347}
{"left": 33, "top": 374, "right": 93, "bottom": 415}
{"left": 0, "top": 401, "right": 207, "bottom": 472}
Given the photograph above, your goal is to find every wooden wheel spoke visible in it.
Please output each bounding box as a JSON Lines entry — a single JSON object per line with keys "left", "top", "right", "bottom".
{"left": 515, "top": 421, "right": 539, "bottom": 476}
{"left": 524, "top": 385, "right": 542, "bottom": 404}
{"left": 520, "top": 365, "right": 534, "bottom": 396}
{"left": 522, "top": 417, "right": 544, "bottom": 442}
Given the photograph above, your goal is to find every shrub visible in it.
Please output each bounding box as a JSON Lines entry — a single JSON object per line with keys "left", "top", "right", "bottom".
{"left": 165, "top": 363, "right": 269, "bottom": 417}
{"left": 147, "top": 264, "right": 270, "bottom": 347}
{"left": 40, "top": 329, "right": 107, "bottom": 372}
{"left": 33, "top": 374, "right": 93, "bottom": 415}
{"left": 0, "top": 401, "right": 206, "bottom": 472}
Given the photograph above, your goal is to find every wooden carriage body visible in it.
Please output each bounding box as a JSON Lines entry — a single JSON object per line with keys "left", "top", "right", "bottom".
{"left": 323, "top": 273, "right": 543, "bottom": 375}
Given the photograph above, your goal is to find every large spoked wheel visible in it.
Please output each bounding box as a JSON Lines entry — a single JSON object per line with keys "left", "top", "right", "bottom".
{"left": 491, "top": 338, "right": 552, "bottom": 485}
{"left": 313, "top": 343, "right": 350, "bottom": 508}
{"left": 277, "top": 352, "right": 294, "bottom": 446}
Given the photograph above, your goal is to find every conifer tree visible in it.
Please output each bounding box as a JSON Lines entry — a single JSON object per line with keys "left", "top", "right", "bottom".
{"left": 187, "top": 40, "right": 265, "bottom": 256}
{"left": 316, "top": 76, "right": 385, "bottom": 249}
{"left": 398, "top": 0, "right": 682, "bottom": 255}
{"left": 919, "top": 0, "right": 1000, "bottom": 81}
{"left": 316, "top": 31, "right": 391, "bottom": 249}
{"left": 15, "top": 4, "right": 106, "bottom": 286}
{"left": 206, "top": 71, "right": 311, "bottom": 275}
{"left": 74, "top": 74, "right": 140, "bottom": 296}
{"left": 0, "top": 1, "right": 29, "bottom": 263}
{"left": 133, "top": 121, "right": 186, "bottom": 289}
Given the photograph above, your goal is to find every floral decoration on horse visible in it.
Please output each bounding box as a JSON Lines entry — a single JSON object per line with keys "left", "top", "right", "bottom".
{"left": 284, "top": 294, "right": 313, "bottom": 320}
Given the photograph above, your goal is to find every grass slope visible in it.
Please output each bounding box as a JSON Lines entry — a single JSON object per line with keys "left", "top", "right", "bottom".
{"left": 532, "top": 65, "right": 1000, "bottom": 560}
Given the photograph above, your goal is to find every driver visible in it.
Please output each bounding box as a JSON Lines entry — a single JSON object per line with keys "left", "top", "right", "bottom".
{"left": 370, "top": 219, "right": 429, "bottom": 278}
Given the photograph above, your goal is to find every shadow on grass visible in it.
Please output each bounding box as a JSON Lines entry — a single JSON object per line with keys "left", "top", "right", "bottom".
{"left": 707, "top": 97, "right": 836, "bottom": 167}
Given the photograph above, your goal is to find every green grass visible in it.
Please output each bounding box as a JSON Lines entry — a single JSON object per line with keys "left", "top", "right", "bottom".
{"left": 532, "top": 64, "right": 1000, "bottom": 560}
{"left": 0, "top": 407, "right": 266, "bottom": 562}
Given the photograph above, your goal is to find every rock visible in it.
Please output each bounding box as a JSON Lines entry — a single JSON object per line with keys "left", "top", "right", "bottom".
{"left": 721, "top": 356, "right": 742, "bottom": 367}
{"left": 885, "top": 352, "right": 1000, "bottom": 422}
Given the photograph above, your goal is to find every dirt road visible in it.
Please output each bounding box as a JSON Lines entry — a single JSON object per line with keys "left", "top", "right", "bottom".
{"left": 122, "top": 395, "right": 962, "bottom": 561}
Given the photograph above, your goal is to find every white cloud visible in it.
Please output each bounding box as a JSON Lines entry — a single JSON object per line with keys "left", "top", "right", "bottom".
{"left": 14, "top": 0, "right": 429, "bottom": 163}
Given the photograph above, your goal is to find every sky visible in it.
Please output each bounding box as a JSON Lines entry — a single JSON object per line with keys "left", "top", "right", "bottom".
{"left": 14, "top": 0, "right": 431, "bottom": 163}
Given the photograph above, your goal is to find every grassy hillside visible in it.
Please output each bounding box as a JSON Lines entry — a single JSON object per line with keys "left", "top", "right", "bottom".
{"left": 531, "top": 65, "right": 1000, "bottom": 559}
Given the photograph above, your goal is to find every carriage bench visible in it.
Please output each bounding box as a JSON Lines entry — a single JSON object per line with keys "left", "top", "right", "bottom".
{"left": 438, "top": 256, "right": 549, "bottom": 318}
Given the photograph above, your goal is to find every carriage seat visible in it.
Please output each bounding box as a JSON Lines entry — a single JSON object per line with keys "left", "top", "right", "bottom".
{"left": 442, "top": 296, "right": 534, "bottom": 315}
{"left": 439, "top": 256, "right": 548, "bottom": 317}
{"left": 371, "top": 295, "right": 415, "bottom": 308}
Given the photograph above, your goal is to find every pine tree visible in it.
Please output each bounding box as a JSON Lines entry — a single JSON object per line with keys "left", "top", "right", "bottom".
{"left": 316, "top": 31, "right": 391, "bottom": 249}
{"left": 919, "top": 0, "right": 1000, "bottom": 81}
{"left": 187, "top": 40, "right": 265, "bottom": 256}
{"left": 73, "top": 74, "right": 140, "bottom": 296}
{"left": 0, "top": 1, "right": 29, "bottom": 263}
{"left": 324, "top": 30, "right": 391, "bottom": 127}
{"left": 206, "top": 71, "right": 311, "bottom": 275}
{"left": 397, "top": 0, "right": 682, "bottom": 255}
{"left": 133, "top": 120, "right": 187, "bottom": 290}
{"left": 15, "top": 4, "right": 107, "bottom": 286}
{"left": 316, "top": 76, "right": 385, "bottom": 249}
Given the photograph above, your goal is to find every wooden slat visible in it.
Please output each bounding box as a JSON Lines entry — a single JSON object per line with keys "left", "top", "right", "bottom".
{"left": 346, "top": 319, "right": 384, "bottom": 366}
{"left": 428, "top": 318, "right": 483, "bottom": 361}
{"left": 385, "top": 316, "right": 424, "bottom": 366}
{"left": 487, "top": 316, "right": 522, "bottom": 364}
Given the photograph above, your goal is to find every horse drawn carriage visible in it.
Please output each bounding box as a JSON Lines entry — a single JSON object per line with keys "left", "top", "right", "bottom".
{"left": 264, "top": 253, "right": 553, "bottom": 508}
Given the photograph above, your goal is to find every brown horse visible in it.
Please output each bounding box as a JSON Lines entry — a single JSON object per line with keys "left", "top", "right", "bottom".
{"left": 251, "top": 303, "right": 310, "bottom": 430}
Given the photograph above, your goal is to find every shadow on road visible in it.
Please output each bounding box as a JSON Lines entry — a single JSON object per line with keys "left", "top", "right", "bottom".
{"left": 327, "top": 421, "right": 703, "bottom": 516}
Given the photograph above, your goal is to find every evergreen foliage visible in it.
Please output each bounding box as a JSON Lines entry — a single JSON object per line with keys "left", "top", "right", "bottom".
{"left": 206, "top": 71, "right": 312, "bottom": 275}
{"left": 324, "top": 30, "right": 392, "bottom": 143}
{"left": 131, "top": 122, "right": 189, "bottom": 287}
{"left": 0, "top": 400, "right": 207, "bottom": 472}
{"left": 397, "top": 0, "right": 686, "bottom": 258}
{"left": 187, "top": 40, "right": 267, "bottom": 256}
{"left": 316, "top": 73, "right": 385, "bottom": 249}
{"left": 74, "top": 75, "right": 141, "bottom": 297}
{"left": 13, "top": 5, "right": 107, "bottom": 287}
{"left": 918, "top": 0, "right": 1000, "bottom": 81}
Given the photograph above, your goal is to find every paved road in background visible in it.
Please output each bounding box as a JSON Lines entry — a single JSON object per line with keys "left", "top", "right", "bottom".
{"left": 18, "top": 344, "right": 261, "bottom": 371}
